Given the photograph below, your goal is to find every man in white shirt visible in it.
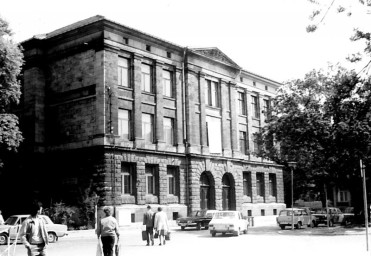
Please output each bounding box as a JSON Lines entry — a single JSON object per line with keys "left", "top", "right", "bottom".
{"left": 20, "top": 203, "right": 49, "bottom": 256}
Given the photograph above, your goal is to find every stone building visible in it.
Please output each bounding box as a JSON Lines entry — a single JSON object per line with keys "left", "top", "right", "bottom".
{"left": 19, "top": 15, "right": 285, "bottom": 224}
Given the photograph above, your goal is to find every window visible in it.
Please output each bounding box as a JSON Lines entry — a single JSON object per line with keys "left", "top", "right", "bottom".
{"left": 206, "top": 116, "right": 222, "bottom": 153}
{"left": 253, "top": 133, "right": 260, "bottom": 154}
{"left": 269, "top": 173, "right": 277, "bottom": 197}
{"left": 167, "top": 166, "right": 178, "bottom": 195}
{"left": 243, "top": 172, "right": 252, "bottom": 197}
{"left": 141, "top": 63, "right": 152, "bottom": 92}
{"left": 253, "top": 81, "right": 256, "bottom": 86}
{"left": 145, "top": 165, "right": 157, "bottom": 195}
{"left": 163, "top": 70, "right": 173, "bottom": 97}
{"left": 240, "top": 77, "right": 243, "bottom": 82}
{"left": 118, "top": 109, "right": 131, "bottom": 140}
{"left": 118, "top": 57, "right": 130, "bottom": 87}
{"left": 121, "top": 163, "right": 135, "bottom": 195}
{"left": 142, "top": 113, "right": 154, "bottom": 144}
{"left": 205, "top": 80, "right": 220, "bottom": 107}
{"left": 146, "top": 45, "right": 151, "bottom": 51}
{"left": 123, "top": 37, "right": 128, "bottom": 44}
{"left": 339, "top": 190, "right": 349, "bottom": 202}
{"left": 167, "top": 52, "right": 172, "bottom": 58}
{"left": 263, "top": 99, "right": 270, "bottom": 118}
{"left": 251, "top": 95, "right": 259, "bottom": 118}
{"left": 239, "top": 131, "right": 247, "bottom": 154}
{"left": 238, "top": 92, "right": 247, "bottom": 115}
{"left": 164, "top": 117, "right": 174, "bottom": 145}
{"left": 256, "top": 173, "right": 265, "bottom": 197}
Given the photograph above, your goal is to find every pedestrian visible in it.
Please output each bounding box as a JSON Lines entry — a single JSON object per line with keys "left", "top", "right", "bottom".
{"left": 96, "top": 206, "right": 120, "bottom": 256}
{"left": 0, "top": 210, "right": 4, "bottom": 225}
{"left": 143, "top": 205, "right": 154, "bottom": 246}
{"left": 19, "top": 203, "right": 49, "bottom": 256}
{"left": 154, "top": 207, "right": 169, "bottom": 246}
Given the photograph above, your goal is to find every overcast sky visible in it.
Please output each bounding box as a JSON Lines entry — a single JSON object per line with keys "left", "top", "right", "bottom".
{"left": 1, "top": 0, "right": 370, "bottom": 82}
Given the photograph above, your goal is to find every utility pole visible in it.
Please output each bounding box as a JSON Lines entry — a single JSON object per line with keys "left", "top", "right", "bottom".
{"left": 361, "top": 160, "right": 369, "bottom": 252}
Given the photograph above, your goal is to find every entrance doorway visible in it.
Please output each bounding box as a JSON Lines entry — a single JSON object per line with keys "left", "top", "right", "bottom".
{"left": 222, "top": 173, "right": 236, "bottom": 210}
{"left": 200, "top": 172, "right": 215, "bottom": 210}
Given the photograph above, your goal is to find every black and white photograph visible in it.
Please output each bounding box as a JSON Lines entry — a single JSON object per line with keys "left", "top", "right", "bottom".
{"left": 1, "top": 1, "right": 371, "bottom": 255}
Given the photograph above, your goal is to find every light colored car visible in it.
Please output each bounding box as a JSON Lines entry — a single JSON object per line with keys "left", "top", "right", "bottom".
{"left": 0, "top": 214, "right": 68, "bottom": 245}
{"left": 276, "top": 208, "right": 316, "bottom": 230}
{"left": 208, "top": 210, "right": 249, "bottom": 237}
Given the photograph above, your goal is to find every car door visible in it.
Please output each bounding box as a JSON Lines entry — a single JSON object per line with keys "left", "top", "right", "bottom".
{"left": 8, "top": 217, "right": 27, "bottom": 241}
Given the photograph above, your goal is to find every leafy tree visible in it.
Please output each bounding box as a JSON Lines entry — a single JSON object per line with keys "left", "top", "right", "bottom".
{"left": 257, "top": 66, "right": 371, "bottom": 210}
{"left": 307, "top": 0, "right": 371, "bottom": 72}
{"left": 0, "top": 17, "right": 23, "bottom": 168}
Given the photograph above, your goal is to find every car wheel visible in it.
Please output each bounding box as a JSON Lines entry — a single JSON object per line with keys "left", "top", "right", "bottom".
{"left": 234, "top": 228, "right": 240, "bottom": 236}
{"left": 196, "top": 223, "right": 201, "bottom": 230}
{"left": 243, "top": 226, "right": 248, "bottom": 234}
{"left": 280, "top": 225, "right": 285, "bottom": 230}
{"left": 181, "top": 226, "right": 185, "bottom": 230}
{"left": 222, "top": 232, "right": 226, "bottom": 235}
{"left": 211, "top": 232, "right": 216, "bottom": 237}
{"left": 48, "top": 232, "right": 57, "bottom": 243}
{"left": 0, "top": 234, "right": 8, "bottom": 245}
{"left": 205, "top": 225, "right": 209, "bottom": 230}
{"left": 296, "top": 222, "right": 302, "bottom": 229}
{"left": 311, "top": 221, "right": 315, "bottom": 228}
{"left": 329, "top": 220, "right": 334, "bottom": 227}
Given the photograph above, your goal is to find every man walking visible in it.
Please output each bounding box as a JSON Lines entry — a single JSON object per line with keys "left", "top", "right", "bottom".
{"left": 19, "top": 203, "right": 49, "bottom": 256}
{"left": 143, "top": 205, "right": 154, "bottom": 246}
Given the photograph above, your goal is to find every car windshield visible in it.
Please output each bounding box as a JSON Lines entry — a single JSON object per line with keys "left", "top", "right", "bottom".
{"left": 314, "top": 209, "right": 327, "bottom": 214}
{"left": 4, "top": 217, "right": 18, "bottom": 225}
{"left": 214, "top": 212, "right": 236, "bottom": 219}
{"left": 205, "top": 212, "right": 214, "bottom": 218}
{"left": 279, "top": 210, "right": 302, "bottom": 216}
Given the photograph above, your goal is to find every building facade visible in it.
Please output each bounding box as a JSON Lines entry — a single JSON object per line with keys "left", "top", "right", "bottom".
{"left": 19, "top": 15, "right": 285, "bottom": 224}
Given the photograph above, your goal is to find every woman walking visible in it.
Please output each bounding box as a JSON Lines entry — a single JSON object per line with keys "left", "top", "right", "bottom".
{"left": 96, "top": 207, "right": 120, "bottom": 256}
{"left": 154, "top": 207, "right": 169, "bottom": 246}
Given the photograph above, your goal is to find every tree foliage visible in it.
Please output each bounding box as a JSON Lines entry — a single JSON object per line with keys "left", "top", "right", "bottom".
{"left": 0, "top": 17, "right": 23, "bottom": 167}
{"left": 257, "top": 66, "right": 371, "bottom": 207}
{"left": 307, "top": 0, "right": 371, "bottom": 73}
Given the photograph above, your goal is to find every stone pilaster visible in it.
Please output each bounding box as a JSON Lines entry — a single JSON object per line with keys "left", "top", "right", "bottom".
{"left": 133, "top": 54, "right": 144, "bottom": 148}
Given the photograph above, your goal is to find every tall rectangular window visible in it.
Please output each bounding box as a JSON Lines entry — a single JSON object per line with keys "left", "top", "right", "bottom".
{"left": 269, "top": 173, "right": 277, "bottom": 197}
{"left": 121, "top": 163, "right": 135, "bottom": 195}
{"left": 206, "top": 116, "right": 222, "bottom": 153}
{"left": 205, "top": 80, "right": 220, "bottom": 107}
{"left": 118, "top": 109, "right": 131, "bottom": 140}
{"left": 263, "top": 99, "right": 270, "bottom": 118}
{"left": 167, "top": 166, "right": 178, "bottom": 195}
{"left": 238, "top": 92, "right": 247, "bottom": 115}
{"left": 163, "top": 70, "right": 173, "bottom": 97}
{"left": 118, "top": 58, "right": 130, "bottom": 87}
{"left": 142, "top": 113, "right": 154, "bottom": 144}
{"left": 253, "top": 133, "right": 260, "bottom": 154}
{"left": 164, "top": 117, "right": 174, "bottom": 145}
{"left": 141, "top": 63, "right": 152, "bottom": 92}
{"left": 251, "top": 95, "right": 259, "bottom": 118}
{"left": 239, "top": 131, "right": 247, "bottom": 154}
{"left": 145, "top": 165, "right": 157, "bottom": 195}
{"left": 243, "top": 172, "right": 252, "bottom": 197}
{"left": 256, "top": 173, "right": 265, "bottom": 197}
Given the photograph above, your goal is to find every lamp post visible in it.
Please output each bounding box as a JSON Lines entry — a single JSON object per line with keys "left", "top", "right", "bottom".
{"left": 287, "top": 162, "right": 297, "bottom": 230}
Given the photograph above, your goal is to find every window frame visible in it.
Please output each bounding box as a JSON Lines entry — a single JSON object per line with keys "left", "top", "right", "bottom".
{"left": 142, "top": 113, "right": 154, "bottom": 144}
{"left": 121, "top": 163, "right": 135, "bottom": 195}
{"left": 164, "top": 117, "right": 174, "bottom": 145}
{"left": 163, "top": 70, "right": 173, "bottom": 98}
{"left": 141, "top": 63, "right": 152, "bottom": 93}
{"left": 238, "top": 91, "right": 247, "bottom": 115}
{"left": 118, "top": 57, "right": 130, "bottom": 88}
{"left": 145, "top": 165, "right": 157, "bottom": 195}
{"left": 269, "top": 173, "right": 277, "bottom": 197}
{"left": 243, "top": 172, "right": 252, "bottom": 197}
{"left": 205, "top": 79, "right": 220, "bottom": 108}
{"left": 251, "top": 95, "right": 259, "bottom": 118}
{"left": 239, "top": 131, "right": 247, "bottom": 154}
{"left": 118, "top": 109, "right": 132, "bottom": 140}
{"left": 256, "top": 173, "right": 265, "bottom": 197}
{"left": 167, "top": 166, "right": 178, "bottom": 195}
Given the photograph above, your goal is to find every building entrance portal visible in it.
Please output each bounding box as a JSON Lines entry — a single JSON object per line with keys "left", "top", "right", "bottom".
{"left": 200, "top": 172, "right": 215, "bottom": 210}
{"left": 222, "top": 173, "right": 236, "bottom": 210}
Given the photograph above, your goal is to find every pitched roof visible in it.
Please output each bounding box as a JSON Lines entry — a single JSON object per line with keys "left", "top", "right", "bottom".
{"left": 190, "top": 47, "right": 241, "bottom": 69}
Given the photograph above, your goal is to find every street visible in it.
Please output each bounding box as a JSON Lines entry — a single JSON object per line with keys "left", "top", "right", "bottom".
{"left": 1, "top": 225, "right": 370, "bottom": 256}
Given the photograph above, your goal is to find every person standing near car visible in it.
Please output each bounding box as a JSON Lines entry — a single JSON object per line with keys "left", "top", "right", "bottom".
{"left": 0, "top": 210, "right": 4, "bottom": 225}
{"left": 19, "top": 203, "right": 49, "bottom": 256}
{"left": 96, "top": 206, "right": 120, "bottom": 256}
{"left": 143, "top": 205, "right": 154, "bottom": 246}
{"left": 154, "top": 207, "right": 169, "bottom": 246}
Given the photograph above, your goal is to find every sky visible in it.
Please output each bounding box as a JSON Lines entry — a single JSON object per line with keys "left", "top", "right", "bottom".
{"left": 1, "top": 0, "right": 370, "bottom": 83}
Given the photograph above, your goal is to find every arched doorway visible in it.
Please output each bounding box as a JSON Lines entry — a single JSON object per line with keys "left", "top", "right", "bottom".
{"left": 200, "top": 172, "right": 215, "bottom": 210}
{"left": 222, "top": 173, "right": 236, "bottom": 210}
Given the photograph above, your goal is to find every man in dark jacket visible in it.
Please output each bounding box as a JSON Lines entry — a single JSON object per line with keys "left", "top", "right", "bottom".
{"left": 143, "top": 205, "right": 154, "bottom": 246}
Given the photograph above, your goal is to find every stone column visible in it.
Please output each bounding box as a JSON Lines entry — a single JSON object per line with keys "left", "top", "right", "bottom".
{"left": 175, "top": 67, "right": 185, "bottom": 153}
{"left": 229, "top": 82, "right": 238, "bottom": 157}
{"left": 155, "top": 61, "right": 165, "bottom": 151}
{"left": 199, "top": 72, "right": 209, "bottom": 155}
{"left": 221, "top": 79, "right": 231, "bottom": 157}
{"left": 133, "top": 54, "right": 144, "bottom": 148}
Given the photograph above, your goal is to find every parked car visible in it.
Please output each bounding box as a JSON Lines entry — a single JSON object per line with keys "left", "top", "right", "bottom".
{"left": 311, "top": 207, "right": 343, "bottom": 227}
{"left": 208, "top": 210, "right": 249, "bottom": 237}
{"left": 0, "top": 214, "right": 68, "bottom": 245}
{"left": 276, "top": 208, "right": 316, "bottom": 230}
{"left": 339, "top": 207, "right": 355, "bottom": 225}
{"left": 176, "top": 210, "right": 219, "bottom": 230}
